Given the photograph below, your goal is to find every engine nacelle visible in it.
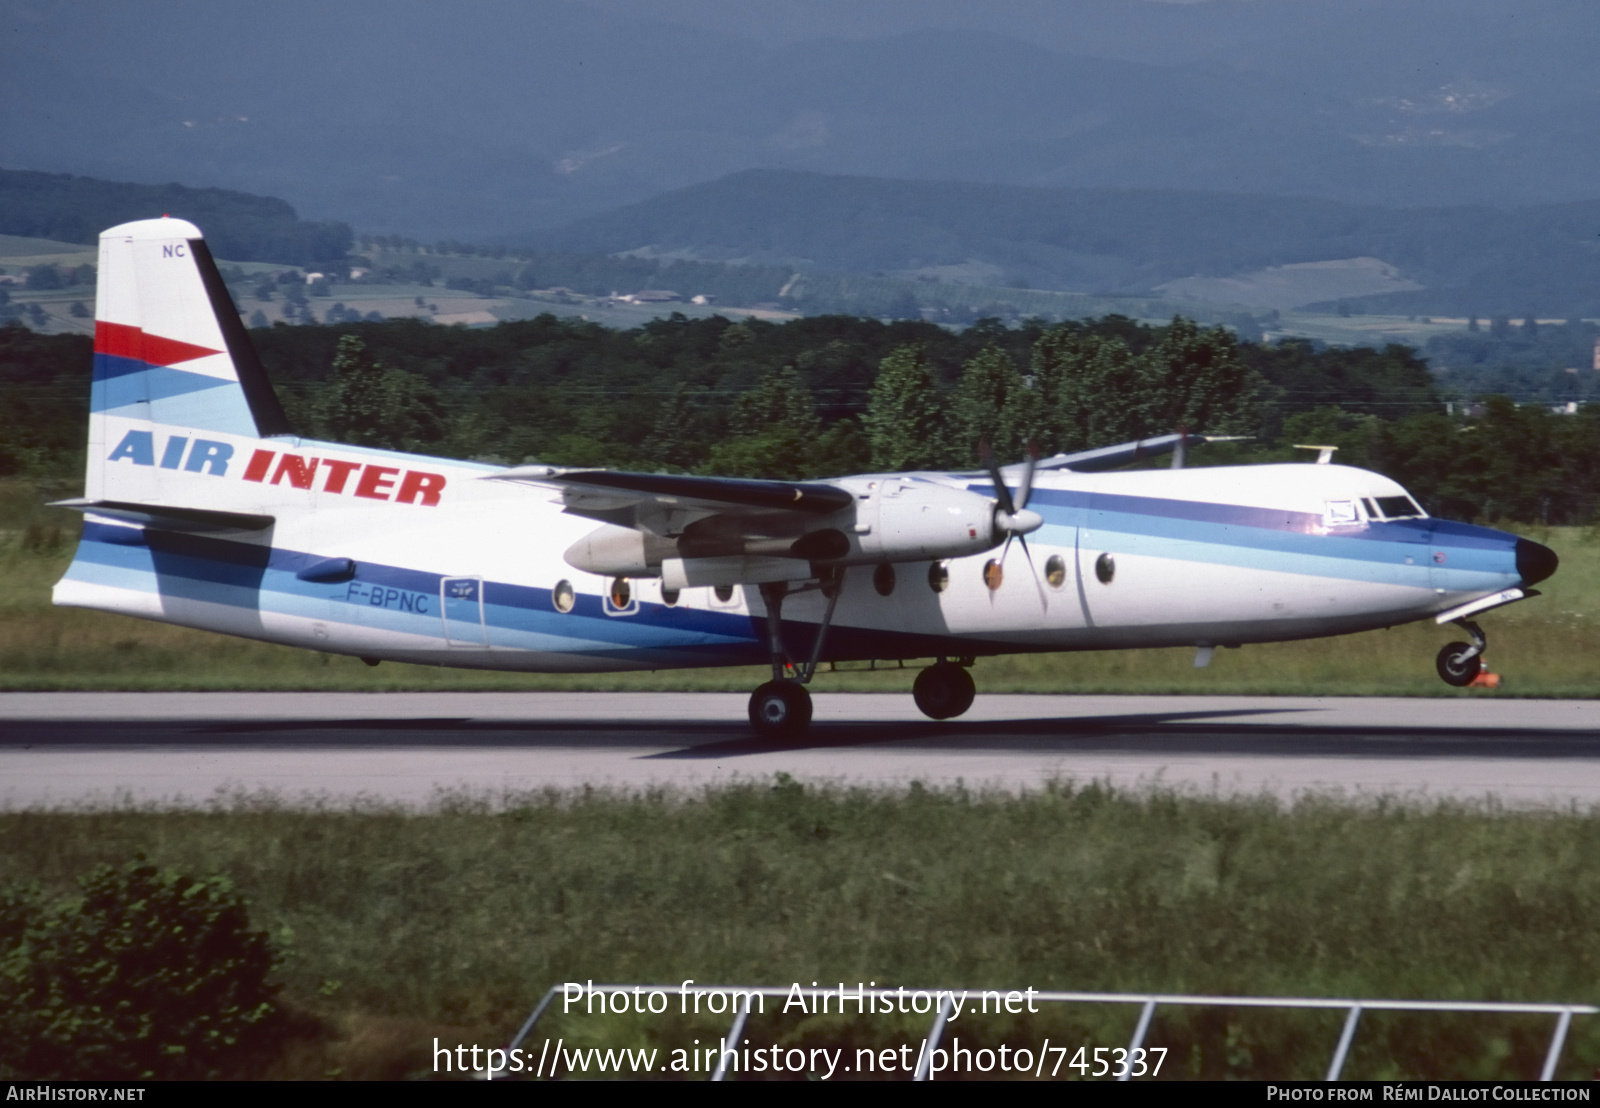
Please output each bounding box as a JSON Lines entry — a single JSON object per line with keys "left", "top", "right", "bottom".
{"left": 807, "top": 476, "right": 1004, "bottom": 566}
{"left": 563, "top": 477, "right": 1018, "bottom": 580}
{"left": 564, "top": 526, "right": 672, "bottom": 576}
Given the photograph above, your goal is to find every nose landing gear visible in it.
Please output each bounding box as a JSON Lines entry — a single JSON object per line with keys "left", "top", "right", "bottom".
{"left": 1436, "top": 619, "right": 1486, "bottom": 687}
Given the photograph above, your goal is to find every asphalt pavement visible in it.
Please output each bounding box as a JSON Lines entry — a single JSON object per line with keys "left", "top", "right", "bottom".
{"left": 3, "top": 692, "right": 1598, "bottom": 809}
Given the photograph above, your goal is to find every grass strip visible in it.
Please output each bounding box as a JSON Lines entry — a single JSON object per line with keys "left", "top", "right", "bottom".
{"left": 4, "top": 782, "right": 1599, "bottom": 1079}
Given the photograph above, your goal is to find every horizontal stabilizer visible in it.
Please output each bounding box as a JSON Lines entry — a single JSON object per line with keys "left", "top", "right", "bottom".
{"left": 51, "top": 498, "right": 275, "bottom": 533}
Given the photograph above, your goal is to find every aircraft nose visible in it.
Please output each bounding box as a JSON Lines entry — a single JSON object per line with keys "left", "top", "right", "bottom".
{"left": 1516, "top": 538, "right": 1559, "bottom": 586}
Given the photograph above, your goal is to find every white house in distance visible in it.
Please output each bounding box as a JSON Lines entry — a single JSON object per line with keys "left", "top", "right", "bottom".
{"left": 614, "top": 289, "right": 681, "bottom": 304}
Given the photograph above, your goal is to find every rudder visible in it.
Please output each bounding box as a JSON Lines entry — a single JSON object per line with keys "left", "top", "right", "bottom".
{"left": 90, "top": 217, "right": 291, "bottom": 500}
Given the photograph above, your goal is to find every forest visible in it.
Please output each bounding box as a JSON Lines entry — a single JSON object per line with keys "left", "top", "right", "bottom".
{"left": 3, "top": 311, "right": 1596, "bottom": 525}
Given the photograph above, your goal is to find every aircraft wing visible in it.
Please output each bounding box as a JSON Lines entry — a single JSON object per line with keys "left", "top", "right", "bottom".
{"left": 1034, "top": 433, "right": 1250, "bottom": 473}
{"left": 488, "top": 466, "right": 853, "bottom": 534}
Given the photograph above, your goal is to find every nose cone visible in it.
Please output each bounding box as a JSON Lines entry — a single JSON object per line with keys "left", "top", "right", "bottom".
{"left": 1516, "top": 538, "right": 1559, "bottom": 586}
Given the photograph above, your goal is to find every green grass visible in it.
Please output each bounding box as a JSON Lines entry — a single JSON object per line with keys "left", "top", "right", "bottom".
{"left": 5, "top": 785, "right": 1600, "bottom": 1079}
{"left": 2, "top": 480, "right": 1596, "bottom": 696}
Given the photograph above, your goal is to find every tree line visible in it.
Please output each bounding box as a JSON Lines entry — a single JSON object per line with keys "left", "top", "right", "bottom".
{"left": 3, "top": 313, "right": 1597, "bottom": 524}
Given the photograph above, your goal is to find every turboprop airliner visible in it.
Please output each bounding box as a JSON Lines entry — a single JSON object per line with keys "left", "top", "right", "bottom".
{"left": 52, "top": 218, "right": 1559, "bottom": 736}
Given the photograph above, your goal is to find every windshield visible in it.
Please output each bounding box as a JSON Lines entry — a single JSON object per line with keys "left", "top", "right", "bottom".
{"left": 1364, "top": 495, "right": 1427, "bottom": 521}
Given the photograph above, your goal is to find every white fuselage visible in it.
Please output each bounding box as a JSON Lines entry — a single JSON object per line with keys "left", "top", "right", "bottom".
{"left": 55, "top": 418, "right": 1528, "bottom": 673}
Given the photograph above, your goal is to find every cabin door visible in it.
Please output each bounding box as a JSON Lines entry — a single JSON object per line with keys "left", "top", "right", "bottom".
{"left": 441, "top": 576, "right": 488, "bottom": 647}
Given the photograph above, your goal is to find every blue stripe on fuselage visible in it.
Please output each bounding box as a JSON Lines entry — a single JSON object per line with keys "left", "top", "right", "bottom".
{"left": 1005, "top": 485, "right": 1520, "bottom": 585}
{"left": 61, "top": 523, "right": 1012, "bottom": 664}
{"left": 69, "top": 521, "right": 751, "bottom": 641}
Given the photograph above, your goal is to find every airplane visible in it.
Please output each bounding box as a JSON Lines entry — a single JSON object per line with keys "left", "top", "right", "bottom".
{"left": 51, "top": 217, "right": 1560, "bottom": 737}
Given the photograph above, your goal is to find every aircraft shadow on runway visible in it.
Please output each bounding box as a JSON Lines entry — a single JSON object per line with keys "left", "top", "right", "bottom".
{"left": 3, "top": 707, "right": 1598, "bottom": 762}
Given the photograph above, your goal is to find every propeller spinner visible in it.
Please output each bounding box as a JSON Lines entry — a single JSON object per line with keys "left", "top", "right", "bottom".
{"left": 982, "top": 442, "right": 1048, "bottom": 606}
{"left": 984, "top": 442, "right": 1043, "bottom": 542}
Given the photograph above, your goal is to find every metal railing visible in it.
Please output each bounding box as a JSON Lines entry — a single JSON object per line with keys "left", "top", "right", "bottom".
{"left": 502, "top": 982, "right": 1597, "bottom": 1081}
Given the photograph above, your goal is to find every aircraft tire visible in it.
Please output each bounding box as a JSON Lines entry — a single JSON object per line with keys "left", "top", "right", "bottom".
{"left": 749, "top": 679, "right": 813, "bottom": 738}
{"left": 913, "top": 662, "right": 977, "bottom": 720}
{"left": 1435, "top": 642, "right": 1483, "bottom": 687}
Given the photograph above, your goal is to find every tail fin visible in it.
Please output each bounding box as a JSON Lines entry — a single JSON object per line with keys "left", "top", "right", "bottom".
{"left": 88, "top": 217, "right": 291, "bottom": 500}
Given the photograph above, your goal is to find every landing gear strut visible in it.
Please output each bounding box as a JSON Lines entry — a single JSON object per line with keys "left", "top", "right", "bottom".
{"left": 743, "top": 579, "right": 983, "bottom": 734}
{"left": 1436, "top": 619, "right": 1486, "bottom": 687}
{"left": 746, "top": 575, "right": 841, "bottom": 739}
{"left": 913, "top": 659, "right": 976, "bottom": 720}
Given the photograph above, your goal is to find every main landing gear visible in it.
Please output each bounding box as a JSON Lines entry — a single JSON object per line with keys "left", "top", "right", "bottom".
{"left": 747, "top": 658, "right": 981, "bottom": 737}
{"left": 748, "top": 678, "right": 812, "bottom": 737}
{"left": 746, "top": 577, "right": 839, "bottom": 740}
{"left": 1436, "top": 619, "right": 1486, "bottom": 687}
{"left": 912, "top": 660, "right": 977, "bottom": 720}
{"left": 743, "top": 578, "right": 981, "bottom": 737}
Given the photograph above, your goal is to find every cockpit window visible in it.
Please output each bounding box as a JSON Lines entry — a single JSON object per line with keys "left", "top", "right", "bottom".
{"left": 1374, "top": 495, "right": 1426, "bottom": 520}
{"left": 1323, "top": 500, "right": 1359, "bottom": 526}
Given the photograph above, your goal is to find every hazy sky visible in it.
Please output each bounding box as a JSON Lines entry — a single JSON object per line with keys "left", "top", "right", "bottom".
{"left": 572, "top": 0, "right": 1278, "bottom": 50}
{"left": 3, "top": 0, "right": 1594, "bottom": 238}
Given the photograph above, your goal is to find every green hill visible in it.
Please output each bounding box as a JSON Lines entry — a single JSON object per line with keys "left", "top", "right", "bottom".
{"left": 520, "top": 170, "right": 1600, "bottom": 319}
{"left": 0, "top": 169, "right": 351, "bottom": 266}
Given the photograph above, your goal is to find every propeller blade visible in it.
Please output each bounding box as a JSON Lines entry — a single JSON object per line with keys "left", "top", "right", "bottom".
{"left": 1015, "top": 441, "right": 1038, "bottom": 511}
{"left": 1016, "top": 534, "right": 1049, "bottom": 610}
{"left": 980, "top": 439, "right": 1017, "bottom": 518}
{"left": 981, "top": 442, "right": 1048, "bottom": 606}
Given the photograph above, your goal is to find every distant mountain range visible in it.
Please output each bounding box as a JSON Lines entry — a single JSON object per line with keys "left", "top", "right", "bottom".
{"left": 4, "top": 0, "right": 1599, "bottom": 241}
{"left": 519, "top": 169, "right": 1600, "bottom": 318}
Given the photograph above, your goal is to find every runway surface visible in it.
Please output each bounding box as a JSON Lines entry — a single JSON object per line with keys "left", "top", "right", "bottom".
{"left": 3, "top": 692, "right": 1600, "bottom": 810}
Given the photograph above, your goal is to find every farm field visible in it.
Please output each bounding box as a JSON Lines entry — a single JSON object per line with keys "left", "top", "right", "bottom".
{"left": 1, "top": 231, "right": 1508, "bottom": 344}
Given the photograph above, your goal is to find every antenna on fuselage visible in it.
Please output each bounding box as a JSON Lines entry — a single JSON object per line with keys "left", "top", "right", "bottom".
{"left": 1294, "top": 444, "right": 1339, "bottom": 465}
